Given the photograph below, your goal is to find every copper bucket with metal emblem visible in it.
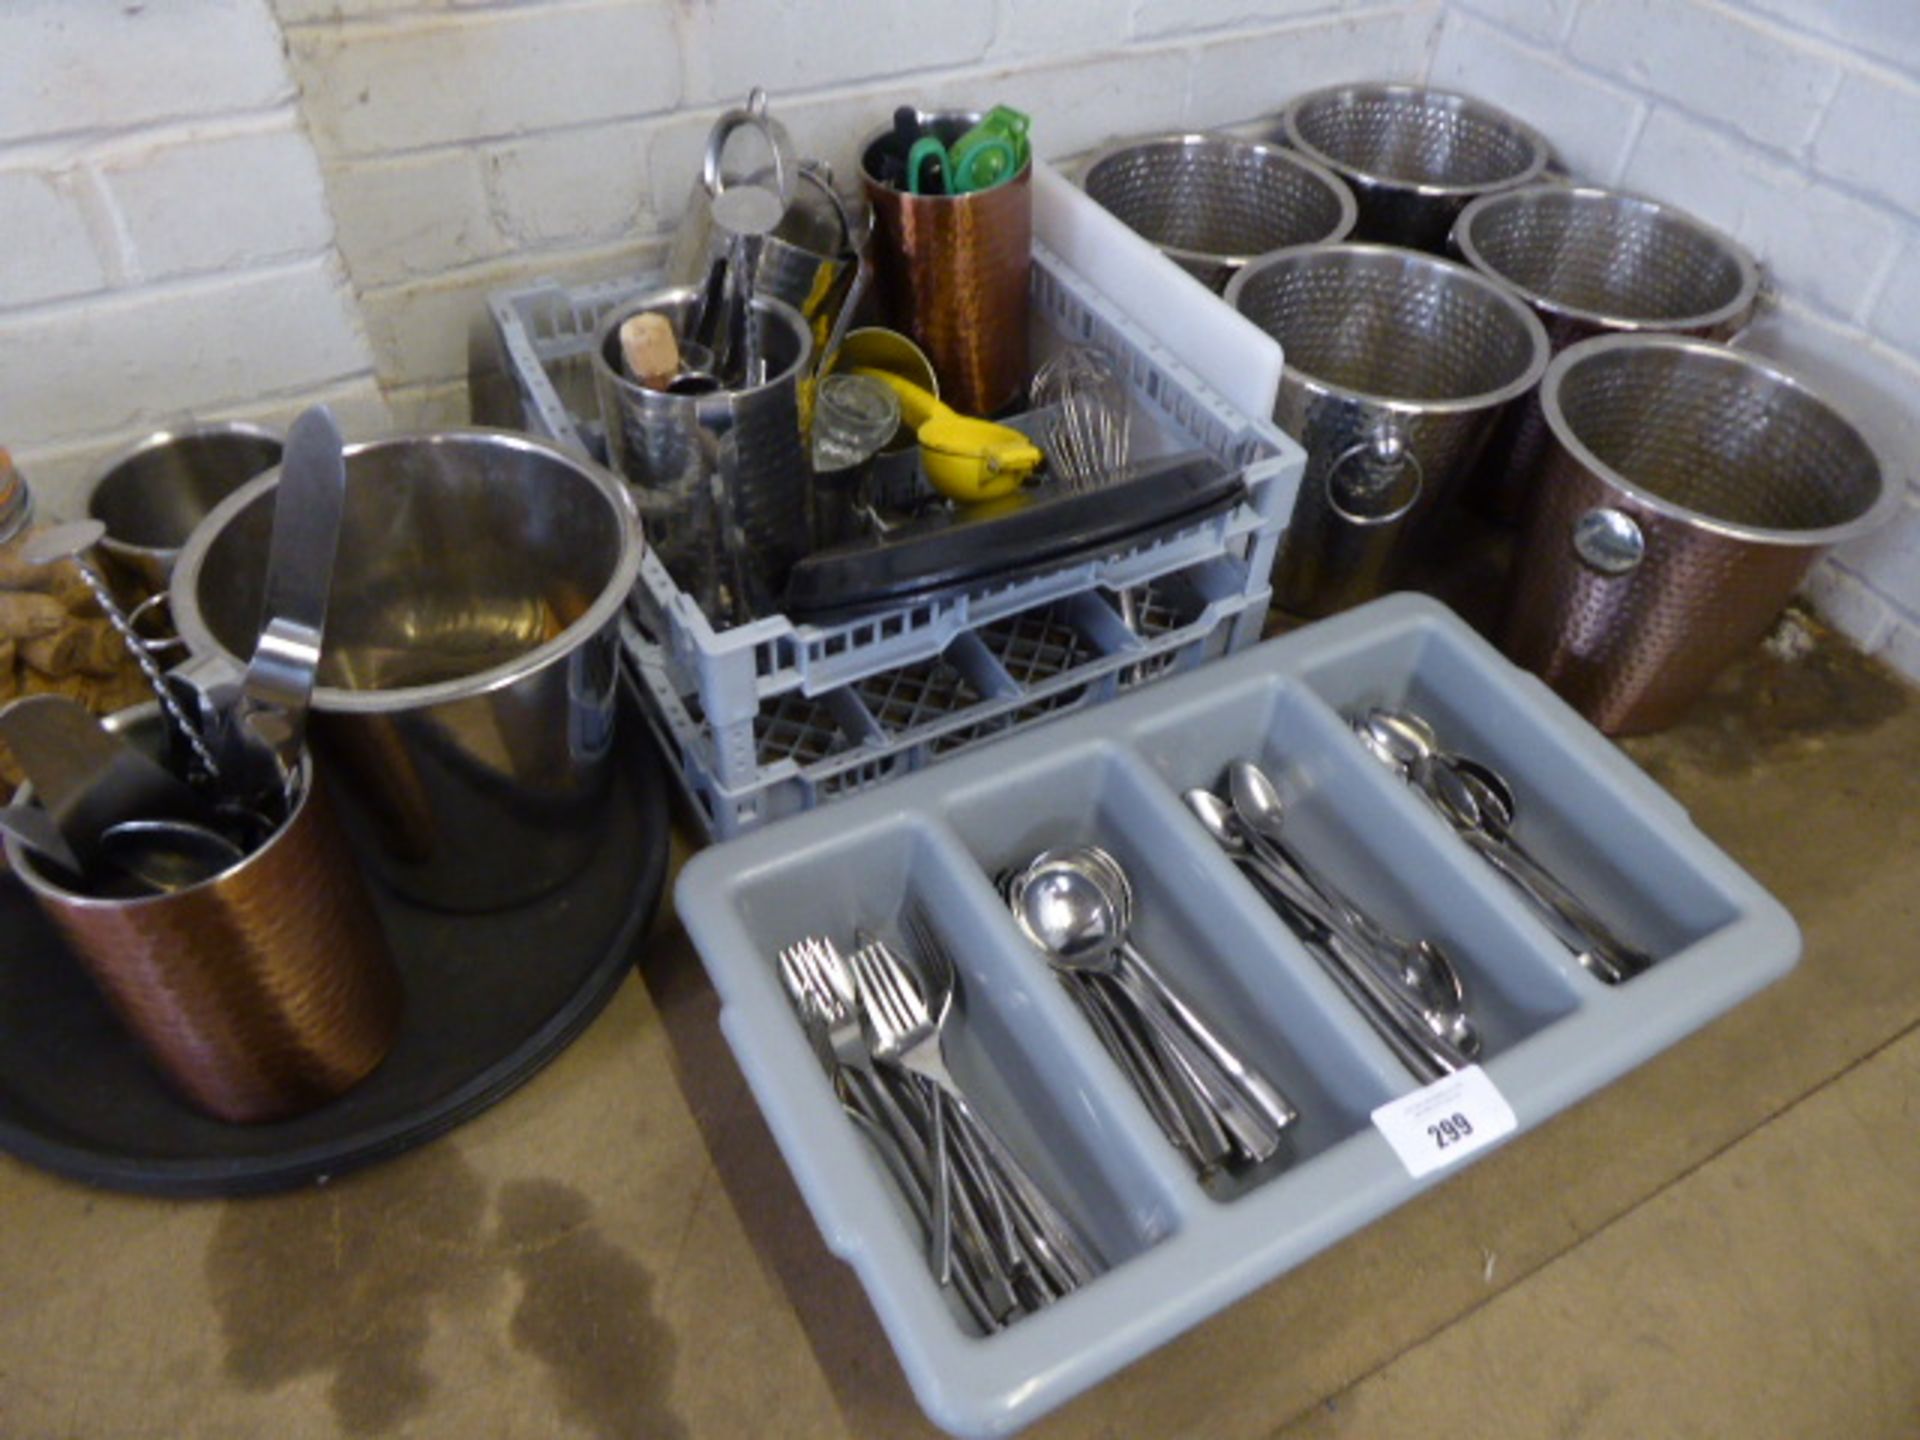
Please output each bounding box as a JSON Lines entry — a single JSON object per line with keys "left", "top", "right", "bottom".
{"left": 1501, "top": 334, "right": 1893, "bottom": 734}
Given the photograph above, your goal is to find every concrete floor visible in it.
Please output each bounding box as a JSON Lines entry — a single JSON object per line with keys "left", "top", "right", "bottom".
{"left": 1, "top": 614, "right": 1916, "bottom": 1439}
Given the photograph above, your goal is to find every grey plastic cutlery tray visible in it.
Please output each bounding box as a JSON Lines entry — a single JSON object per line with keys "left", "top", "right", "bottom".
{"left": 675, "top": 594, "right": 1799, "bottom": 1437}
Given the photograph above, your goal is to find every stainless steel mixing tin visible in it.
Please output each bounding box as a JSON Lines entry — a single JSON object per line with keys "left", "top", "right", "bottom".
{"left": 592, "top": 286, "right": 812, "bottom": 625}
{"left": 1277, "top": 84, "right": 1550, "bottom": 251}
{"left": 169, "top": 429, "right": 644, "bottom": 912}
{"left": 1502, "top": 334, "right": 1893, "bottom": 734}
{"left": 1227, "top": 242, "right": 1550, "bottom": 617}
{"left": 84, "top": 422, "right": 284, "bottom": 597}
{"left": 1452, "top": 184, "right": 1762, "bottom": 520}
{"left": 1073, "top": 132, "right": 1357, "bottom": 292}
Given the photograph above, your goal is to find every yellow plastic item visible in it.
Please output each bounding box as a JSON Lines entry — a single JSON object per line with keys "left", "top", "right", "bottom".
{"left": 850, "top": 367, "right": 1042, "bottom": 502}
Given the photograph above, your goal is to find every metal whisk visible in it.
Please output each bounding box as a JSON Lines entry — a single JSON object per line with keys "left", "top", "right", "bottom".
{"left": 1033, "top": 346, "right": 1130, "bottom": 493}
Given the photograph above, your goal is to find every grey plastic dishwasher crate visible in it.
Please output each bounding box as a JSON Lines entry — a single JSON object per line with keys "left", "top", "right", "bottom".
{"left": 674, "top": 594, "right": 1800, "bottom": 1438}
{"left": 491, "top": 242, "right": 1301, "bottom": 838}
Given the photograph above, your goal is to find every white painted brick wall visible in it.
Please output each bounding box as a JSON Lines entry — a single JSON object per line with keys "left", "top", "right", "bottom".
{"left": 0, "top": 168, "right": 111, "bottom": 308}
{"left": 1619, "top": 108, "right": 1902, "bottom": 318}
{"left": 324, "top": 150, "right": 505, "bottom": 288}
{"left": 98, "top": 122, "right": 337, "bottom": 283}
{"left": 1427, "top": 0, "right": 1920, "bottom": 683}
{"left": 283, "top": 4, "right": 684, "bottom": 157}
{"left": 1566, "top": 0, "right": 1839, "bottom": 152}
{"left": 1811, "top": 68, "right": 1920, "bottom": 219}
{"left": 0, "top": 0, "right": 293, "bottom": 143}
{"left": 2, "top": 259, "right": 372, "bottom": 447}
{"left": 1186, "top": 7, "right": 1441, "bottom": 132}
{"left": 1430, "top": 14, "right": 1647, "bottom": 181}
{"left": 0, "top": 0, "right": 382, "bottom": 518}
{"left": 685, "top": 0, "right": 996, "bottom": 104}
{"left": 1449, "top": 0, "right": 1579, "bottom": 47}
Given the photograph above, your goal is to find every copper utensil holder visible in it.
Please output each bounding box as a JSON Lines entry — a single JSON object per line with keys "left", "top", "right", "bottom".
{"left": 860, "top": 111, "right": 1032, "bottom": 417}
{"left": 6, "top": 712, "right": 401, "bottom": 1124}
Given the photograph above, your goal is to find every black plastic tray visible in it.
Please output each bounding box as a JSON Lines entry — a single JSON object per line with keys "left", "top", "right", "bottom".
{"left": 0, "top": 729, "right": 671, "bottom": 1198}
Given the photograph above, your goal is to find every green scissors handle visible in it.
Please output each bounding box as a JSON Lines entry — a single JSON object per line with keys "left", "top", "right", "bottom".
{"left": 907, "top": 132, "right": 1020, "bottom": 196}
{"left": 907, "top": 135, "right": 950, "bottom": 196}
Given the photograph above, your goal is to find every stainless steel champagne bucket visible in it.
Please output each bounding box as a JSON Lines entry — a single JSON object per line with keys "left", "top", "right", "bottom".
{"left": 1227, "top": 243, "right": 1550, "bottom": 617}
{"left": 1074, "top": 132, "right": 1357, "bottom": 292}
{"left": 171, "top": 430, "right": 643, "bottom": 912}
{"left": 1453, "top": 184, "right": 1762, "bottom": 519}
{"left": 1502, "top": 334, "right": 1892, "bottom": 734}
{"left": 592, "top": 286, "right": 812, "bottom": 624}
{"left": 1279, "top": 84, "right": 1550, "bottom": 251}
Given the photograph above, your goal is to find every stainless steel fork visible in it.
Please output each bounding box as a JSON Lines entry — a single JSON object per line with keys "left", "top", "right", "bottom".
{"left": 780, "top": 935, "right": 1018, "bottom": 1325}
{"left": 849, "top": 930, "right": 1102, "bottom": 1292}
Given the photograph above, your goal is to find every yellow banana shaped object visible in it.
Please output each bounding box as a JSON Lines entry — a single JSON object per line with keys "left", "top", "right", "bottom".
{"left": 850, "top": 367, "right": 1042, "bottom": 502}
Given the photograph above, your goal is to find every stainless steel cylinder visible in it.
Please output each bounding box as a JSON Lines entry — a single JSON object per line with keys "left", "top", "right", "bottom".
{"left": 1074, "top": 132, "right": 1357, "bottom": 292}
{"left": 1278, "top": 84, "right": 1550, "bottom": 251}
{"left": 1452, "top": 184, "right": 1762, "bottom": 520}
{"left": 170, "top": 430, "right": 644, "bottom": 912}
{"left": 1227, "top": 243, "right": 1550, "bottom": 617}
{"left": 1502, "top": 334, "right": 1893, "bottom": 734}
{"left": 6, "top": 708, "right": 400, "bottom": 1125}
{"left": 591, "top": 286, "right": 812, "bottom": 624}
{"left": 85, "top": 423, "right": 284, "bottom": 599}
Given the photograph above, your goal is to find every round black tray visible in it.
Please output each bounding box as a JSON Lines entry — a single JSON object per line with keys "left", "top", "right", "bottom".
{"left": 0, "top": 733, "right": 671, "bottom": 1198}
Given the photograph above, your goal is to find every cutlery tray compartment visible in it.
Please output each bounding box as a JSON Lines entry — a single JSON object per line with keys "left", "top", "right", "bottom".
{"left": 1287, "top": 618, "right": 1741, "bottom": 958}
{"left": 1129, "top": 678, "right": 1587, "bottom": 1057}
{"left": 941, "top": 742, "right": 1406, "bottom": 1195}
{"left": 722, "top": 812, "right": 1188, "bottom": 1301}
{"left": 677, "top": 595, "right": 1799, "bottom": 1438}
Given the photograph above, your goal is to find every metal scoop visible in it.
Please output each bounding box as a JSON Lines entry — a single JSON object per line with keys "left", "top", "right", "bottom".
{"left": 0, "top": 694, "right": 216, "bottom": 872}
{"left": 96, "top": 816, "right": 246, "bottom": 894}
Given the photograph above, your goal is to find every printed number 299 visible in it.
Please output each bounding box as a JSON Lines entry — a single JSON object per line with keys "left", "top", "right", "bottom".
{"left": 1427, "top": 1113, "right": 1474, "bottom": 1150}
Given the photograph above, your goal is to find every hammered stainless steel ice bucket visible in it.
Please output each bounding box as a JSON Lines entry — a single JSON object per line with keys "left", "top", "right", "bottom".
{"left": 1453, "top": 184, "right": 1762, "bottom": 519}
{"left": 1227, "top": 242, "right": 1550, "bottom": 617}
{"left": 1075, "top": 132, "right": 1357, "bottom": 292}
{"left": 1279, "top": 84, "right": 1550, "bottom": 250}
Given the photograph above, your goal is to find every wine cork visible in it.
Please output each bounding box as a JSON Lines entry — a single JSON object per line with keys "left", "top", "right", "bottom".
{"left": 0, "top": 591, "right": 68, "bottom": 642}
{"left": 19, "top": 618, "right": 87, "bottom": 678}
{"left": 619, "top": 312, "right": 680, "bottom": 390}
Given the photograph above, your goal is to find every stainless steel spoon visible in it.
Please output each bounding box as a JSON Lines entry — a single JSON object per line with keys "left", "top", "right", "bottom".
{"left": 1425, "top": 760, "right": 1653, "bottom": 985}
{"left": 1183, "top": 786, "right": 1470, "bottom": 1082}
{"left": 1225, "top": 759, "right": 1478, "bottom": 1050}
{"left": 1014, "top": 848, "right": 1297, "bottom": 1160}
{"left": 1361, "top": 707, "right": 1654, "bottom": 986}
